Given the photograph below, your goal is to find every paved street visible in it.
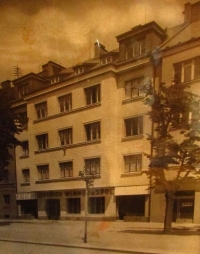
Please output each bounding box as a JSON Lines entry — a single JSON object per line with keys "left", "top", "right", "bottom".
{"left": 0, "top": 220, "right": 200, "bottom": 254}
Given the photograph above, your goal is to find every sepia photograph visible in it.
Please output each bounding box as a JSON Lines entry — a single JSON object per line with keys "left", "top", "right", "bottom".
{"left": 0, "top": 0, "right": 200, "bottom": 253}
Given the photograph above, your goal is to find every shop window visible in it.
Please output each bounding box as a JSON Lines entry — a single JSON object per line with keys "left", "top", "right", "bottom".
{"left": 85, "top": 158, "right": 100, "bottom": 175}
{"left": 58, "top": 94, "right": 72, "bottom": 112}
{"left": 37, "top": 165, "right": 49, "bottom": 180}
{"left": 60, "top": 161, "right": 73, "bottom": 178}
{"left": 67, "top": 198, "right": 80, "bottom": 214}
{"left": 36, "top": 134, "right": 48, "bottom": 150}
{"left": 124, "top": 116, "right": 143, "bottom": 137}
{"left": 85, "top": 122, "right": 100, "bottom": 141}
{"left": 59, "top": 128, "right": 72, "bottom": 146}
{"left": 89, "top": 197, "right": 105, "bottom": 214}
{"left": 124, "top": 154, "right": 142, "bottom": 172}
{"left": 125, "top": 77, "right": 144, "bottom": 99}
{"left": 3, "top": 195, "right": 10, "bottom": 208}
{"left": 85, "top": 84, "right": 100, "bottom": 105}
{"left": 22, "top": 169, "right": 30, "bottom": 183}
{"left": 21, "top": 141, "right": 29, "bottom": 156}
{"left": 35, "top": 102, "right": 47, "bottom": 119}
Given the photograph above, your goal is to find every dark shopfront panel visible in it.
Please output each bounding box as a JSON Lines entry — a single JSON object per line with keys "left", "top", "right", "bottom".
{"left": 46, "top": 199, "right": 60, "bottom": 220}
{"left": 21, "top": 200, "right": 38, "bottom": 219}
{"left": 117, "top": 195, "right": 145, "bottom": 220}
{"left": 173, "top": 191, "right": 194, "bottom": 222}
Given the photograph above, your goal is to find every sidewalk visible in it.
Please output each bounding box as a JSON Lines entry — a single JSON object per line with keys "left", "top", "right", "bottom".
{"left": 0, "top": 219, "right": 200, "bottom": 254}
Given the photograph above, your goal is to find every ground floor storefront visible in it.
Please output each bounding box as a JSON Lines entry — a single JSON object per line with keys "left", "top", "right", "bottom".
{"left": 16, "top": 186, "right": 150, "bottom": 221}
{"left": 16, "top": 187, "right": 200, "bottom": 223}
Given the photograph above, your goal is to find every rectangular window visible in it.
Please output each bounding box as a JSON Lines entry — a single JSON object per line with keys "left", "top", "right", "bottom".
{"left": 124, "top": 154, "right": 142, "bottom": 172}
{"left": 21, "top": 141, "right": 29, "bottom": 156}
{"left": 22, "top": 169, "right": 30, "bottom": 183}
{"left": 18, "top": 84, "right": 29, "bottom": 98}
{"left": 89, "top": 197, "right": 105, "bottom": 214}
{"left": 85, "top": 84, "right": 100, "bottom": 105}
{"left": 194, "top": 56, "right": 200, "bottom": 79}
{"left": 58, "top": 94, "right": 72, "bottom": 112}
{"left": 183, "top": 60, "right": 193, "bottom": 82}
{"left": 18, "top": 111, "right": 28, "bottom": 129}
{"left": 85, "top": 122, "right": 100, "bottom": 141}
{"left": 125, "top": 78, "right": 144, "bottom": 99}
{"left": 3, "top": 170, "right": 9, "bottom": 182}
{"left": 37, "top": 165, "right": 49, "bottom": 180}
{"left": 67, "top": 198, "right": 80, "bottom": 214}
{"left": 60, "top": 161, "right": 73, "bottom": 178}
{"left": 35, "top": 102, "right": 47, "bottom": 119}
{"left": 36, "top": 134, "right": 48, "bottom": 150}
{"left": 3, "top": 195, "right": 10, "bottom": 208}
{"left": 59, "top": 128, "right": 72, "bottom": 146}
{"left": 125, "top": 39, "right": 145, "bottom": 60}
{"left": 174, "top": 57, "right": 200, "bottom": 84}
{"left": 85, "top": 158, "right": 100, "bottom": 175}
{"left": 124, "top": 116, "right": 143, "bottom": 136}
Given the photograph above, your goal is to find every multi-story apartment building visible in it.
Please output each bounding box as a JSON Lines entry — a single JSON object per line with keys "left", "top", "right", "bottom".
{"left": 9, "top": 21, "right": 165, "bottom": 221}
{"left": 1, "top": 1, "right": 200, "bottom": 223}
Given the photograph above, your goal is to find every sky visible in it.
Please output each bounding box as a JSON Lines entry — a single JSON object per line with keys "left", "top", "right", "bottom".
{"left": 0, "top": 0, "right": 198, "bottom": 83}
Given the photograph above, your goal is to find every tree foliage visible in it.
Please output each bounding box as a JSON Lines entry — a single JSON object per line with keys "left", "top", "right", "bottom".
{"left": 0, "top": 88, "right": 22, "bottom": 179}
{"left": 143, "top": 82, "right": 200, "bottom": 233}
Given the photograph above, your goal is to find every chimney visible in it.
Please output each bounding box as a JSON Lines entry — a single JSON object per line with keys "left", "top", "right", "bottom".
{"left": 184, "top": 1, "right": 200, "bottom": 23}
{"left": 94, "top": 41, "right": 107, "bottom": 58}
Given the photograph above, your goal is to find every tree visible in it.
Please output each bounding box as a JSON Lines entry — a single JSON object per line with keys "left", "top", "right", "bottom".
{"left": 143, "top": 82, "right": 200, "bottom": 233}
{"left": 0, "top": 87, "right": 23, "bottom": 180}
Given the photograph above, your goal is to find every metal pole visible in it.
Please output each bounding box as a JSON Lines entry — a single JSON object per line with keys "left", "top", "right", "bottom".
{"left": 84, "top": 179, "right": 88, "bottom": 243}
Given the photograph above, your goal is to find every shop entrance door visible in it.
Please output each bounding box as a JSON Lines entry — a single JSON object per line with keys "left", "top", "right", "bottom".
{"left": 46, "top": 199, "right": 60, "bottom": 220}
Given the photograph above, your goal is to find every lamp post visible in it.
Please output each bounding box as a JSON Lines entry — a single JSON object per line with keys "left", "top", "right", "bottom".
{"left": 79, "top": 169, "right": 94, "bottom": 243}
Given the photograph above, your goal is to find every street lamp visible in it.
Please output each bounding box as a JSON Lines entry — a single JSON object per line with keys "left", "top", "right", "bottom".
{"left": 79, "top": 169, "right": 94, "bottom": 243}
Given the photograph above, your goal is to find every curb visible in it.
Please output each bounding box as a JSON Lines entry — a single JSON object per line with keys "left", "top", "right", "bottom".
{"left": 0, "top": 238, "right": 158, "bottom": 254}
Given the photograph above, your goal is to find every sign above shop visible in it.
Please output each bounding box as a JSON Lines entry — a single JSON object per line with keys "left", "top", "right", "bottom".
{"left": 16, "top": 192, "right": 37, "bottom": 200}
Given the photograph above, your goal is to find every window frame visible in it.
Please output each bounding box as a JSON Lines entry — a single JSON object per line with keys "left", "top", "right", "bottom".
{"left": 58, "top": 93, "right": 72, "bottom": 112}
{"left": 58, "top": 128, "right": 73, "bottom": 146}
{"left": 124, "top": 116, "right": 143, "bottom": 137}
{"left": 37, "top": 164, "right": 49, "bottom": 180}
{"left": 21, "top": 140, "right": 29, "bottom": 156}
{"left": 84, "top": 84, "right": 100, "bottom": 105}
{"left": 84, "top": 121, "right": 101, "bottom": 141}
{"left": 22, "top": 168, "right": 30, "bottom": 183}
{"left": 59, "top": 161, "right": 73, "bottom": 178}
{"left": 36, "top": 133, "right": 48, "bottom": 150}
{"left": 85, "top": 157, "right": 100, "bottom": 175}
{"left": 124, "top": 154, "right": 142, "bottom": 173}
{"left": 35, "top": 101, "right": 47, "bottom": 119}
{"left": 125, "top": 77, "right": 144, "bottom": 99}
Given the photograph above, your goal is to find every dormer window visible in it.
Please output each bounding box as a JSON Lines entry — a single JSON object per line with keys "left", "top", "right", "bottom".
{"left": 51, "top": 76, "right": 60, "bottom": 84}
{"left": 125, "top": 39, "right": 145, "bottom": 60}
{"left": 101, "top": 56, "right": 112, "bottom": 65}
{"left": 75, "top": 66, "right": 84, "bottom": 75}
{"left": 18, "top": 83, "right": 29, "bottom": 98}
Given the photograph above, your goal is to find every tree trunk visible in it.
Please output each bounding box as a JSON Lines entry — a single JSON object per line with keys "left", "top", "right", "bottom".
{"left": 164, "top": 190, "right": 175, "bottom": 234}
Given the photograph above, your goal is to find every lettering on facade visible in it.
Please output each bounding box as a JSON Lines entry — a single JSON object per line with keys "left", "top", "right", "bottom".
{"left": 16, "top": 192, "right": 37, "bottom": 200}
{"left": 65, "top": 188, "right": 114, "bottom": 197}
{"left": 37, "top": 191, "right": 63, "bottom": 198}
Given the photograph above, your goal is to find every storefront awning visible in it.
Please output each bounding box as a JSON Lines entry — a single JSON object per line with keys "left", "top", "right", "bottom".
{"left": 115, "top": 185, "right": 149, "bottom": 196}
